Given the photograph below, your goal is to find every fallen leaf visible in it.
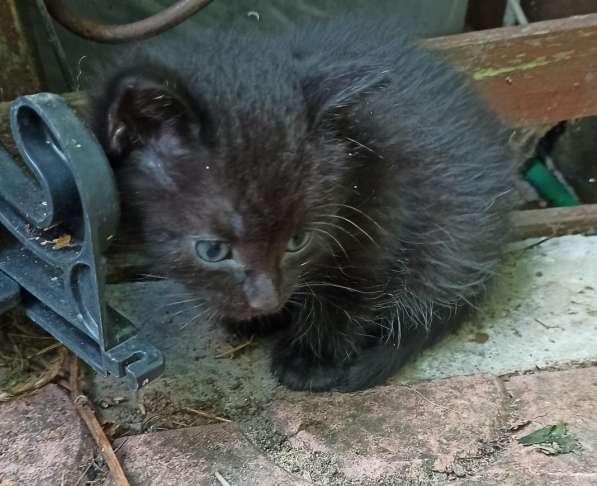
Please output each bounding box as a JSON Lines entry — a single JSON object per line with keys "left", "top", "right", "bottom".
{"left": 519, "top": 422, "right": 563, "bottom": 445}
{"left": 51, "top": 234, "right": 72, "bottom": 250}
{"left": 518, "top": 422, "right": 581, "bottom": 455}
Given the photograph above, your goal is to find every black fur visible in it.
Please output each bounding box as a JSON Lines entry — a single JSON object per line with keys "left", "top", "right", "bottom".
{"left": 88, "top": 18, "right": 514, "bottom": 392}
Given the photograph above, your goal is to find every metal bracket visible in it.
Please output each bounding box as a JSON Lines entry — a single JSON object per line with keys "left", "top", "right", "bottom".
{"left": 0, "top": 93, "right": 164, "bottom": 390}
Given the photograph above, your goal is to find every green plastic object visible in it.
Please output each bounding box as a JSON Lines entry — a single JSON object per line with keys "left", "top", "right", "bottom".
{"left": 524, "top": 158, "right": 581, "bottom": 207}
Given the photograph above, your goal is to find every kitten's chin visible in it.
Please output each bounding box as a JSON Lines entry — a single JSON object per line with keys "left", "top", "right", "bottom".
{"left": 221, "top": 304, "right": 285, "bottom": 323}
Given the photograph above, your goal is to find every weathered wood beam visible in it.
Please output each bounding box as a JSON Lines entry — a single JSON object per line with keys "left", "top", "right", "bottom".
{"left": 426, "top": 14, "right": 597, "bottom": 126}
{"left": 511, "top": 204, "right": 597, "bottom": 240}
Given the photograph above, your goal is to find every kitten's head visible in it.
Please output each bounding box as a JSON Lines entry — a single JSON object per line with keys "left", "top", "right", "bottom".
{"left": 93, "top": 60, "right": 386, "bottom": 321}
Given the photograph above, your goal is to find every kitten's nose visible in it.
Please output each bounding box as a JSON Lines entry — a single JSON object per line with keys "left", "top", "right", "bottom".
{"left": 243, "top": 273, "right": 280, "bottom": 313}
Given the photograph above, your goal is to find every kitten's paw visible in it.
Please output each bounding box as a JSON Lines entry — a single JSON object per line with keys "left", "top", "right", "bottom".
{"left": 271, "top": 348, "right": 344, "bottom": 392}
{"left": 272, "top": 341, "right": 405, "bottom": 392}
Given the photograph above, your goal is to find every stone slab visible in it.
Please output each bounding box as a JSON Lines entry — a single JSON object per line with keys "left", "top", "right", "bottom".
{"left": 110, "top": 423, "right": 310, "bottom": 486}
{"left": 0, "top": 384, "right": 94, "bottom": 485}
{"left": 466, "top": 367, "right": 597, "bottom": 486}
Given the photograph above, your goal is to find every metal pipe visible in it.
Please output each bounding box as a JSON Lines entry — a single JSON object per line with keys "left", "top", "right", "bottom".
{"left": 505, "top": 0, "right": 529, "bottom": 26}
{"left": 43, "top": 0, "right": 213, "bottom": 44}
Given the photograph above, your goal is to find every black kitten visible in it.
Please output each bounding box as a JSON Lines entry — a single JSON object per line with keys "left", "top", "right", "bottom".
{"left": 89, "top": 18, "right": 513, "bottom": 392}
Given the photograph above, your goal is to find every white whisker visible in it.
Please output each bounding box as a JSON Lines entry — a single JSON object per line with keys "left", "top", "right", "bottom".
{"left": 344, "top": 137, "right": 384, "bottom": 159}
{"left": 307, "top": 226, "right": 349, "bottom": 258}
{"left": 297, "top": 281, "right": 382, "bottom": 296}
{"left": 323, "top": 214, "right": 378, "bottom": 246}
{"left": 311, "top": 220, "right": 358, "bottom": 242}
{"left": 321, "top": 203, "right": 386, "bottom": 233}
{"left": 161, "top": 296, "right": 204, "bottom": 308}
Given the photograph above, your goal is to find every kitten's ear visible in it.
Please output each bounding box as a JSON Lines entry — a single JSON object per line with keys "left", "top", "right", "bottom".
{"left": 302, "top": 63, "right": 389, "bottom": 126}
{"left": 99, "top": 72, "right": 196, "bottom": 159}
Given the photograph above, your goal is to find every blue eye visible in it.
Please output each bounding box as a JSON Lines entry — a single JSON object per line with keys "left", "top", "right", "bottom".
{"left": 195, "top": 240, "right": 232, "bottom": 262}
{"left": 287, "top": 231, "right": 311, "bottom": 252}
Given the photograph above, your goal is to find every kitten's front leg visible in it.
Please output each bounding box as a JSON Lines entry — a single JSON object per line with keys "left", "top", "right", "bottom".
{"left": 271, "top": 315, "right": 426, "bottom": 392}
{"left": 271, "top": 331, "right": 357, "bottom": 392}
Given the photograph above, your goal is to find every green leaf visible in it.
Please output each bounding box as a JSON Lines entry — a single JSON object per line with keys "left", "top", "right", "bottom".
{"left": 518, "top": 422, "right": 581, "bottom": 455}
{"left": 518, "top": 423, "right": 563, "bottom": 445}
{"left": 555, "top": 435, "right": 581, "bottom": 454}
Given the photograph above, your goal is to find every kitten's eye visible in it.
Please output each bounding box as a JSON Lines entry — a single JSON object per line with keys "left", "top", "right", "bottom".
{"left": 287, "top": 231, "right": 311, "bottom": 253}
{"left": 195, "top": 240, "right": 232, "bottom": 262}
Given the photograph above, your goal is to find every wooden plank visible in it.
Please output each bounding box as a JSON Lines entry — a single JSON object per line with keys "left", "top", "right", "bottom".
{"left": 511, "top": 204, "right": 597, "bottom": 240}
{"left": 426, "top": 14, "right": 597, "bottom": 126}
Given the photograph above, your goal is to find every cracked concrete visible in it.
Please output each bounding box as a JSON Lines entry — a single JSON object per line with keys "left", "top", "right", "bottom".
{"left": 0, "top": 385, "right": 95, "bottom": 484}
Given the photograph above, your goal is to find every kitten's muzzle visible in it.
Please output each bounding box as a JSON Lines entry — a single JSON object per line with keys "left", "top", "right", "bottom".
{"left": 243, "top": 272, "right": 281, "bottom": 314}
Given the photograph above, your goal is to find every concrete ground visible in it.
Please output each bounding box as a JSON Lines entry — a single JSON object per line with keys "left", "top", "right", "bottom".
{"left": 1, "top": 234, "right": 596, "bottom": 485}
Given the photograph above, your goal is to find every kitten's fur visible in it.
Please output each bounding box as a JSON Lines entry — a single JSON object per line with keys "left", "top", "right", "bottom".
{"left": 90, "top": 18, "right": 513, "bottom": 392}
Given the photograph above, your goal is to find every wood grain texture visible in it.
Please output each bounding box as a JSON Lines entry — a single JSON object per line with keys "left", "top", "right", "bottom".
{"left": 511, "top": 204, "right": 597, "bottom": 240}
{"left": 426, "top": 14, "right": 597, "bottom": 126}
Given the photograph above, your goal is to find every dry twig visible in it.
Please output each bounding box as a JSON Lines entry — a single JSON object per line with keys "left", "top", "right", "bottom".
{"left": 182, "top": 406, "right": 231, "bottom": 423}
{"left": 215, "top": 471, "right": 232, "bottom": 486}
{"left": 214, "top": 336, "right": 255, "bottom": 359}
{"left": 69, "top": 354, "right": 131, "bottom": 486}
{"left": 0, "top": 346, "right": 66, "bottom": 402}
{"left": 27, "top": 342, "right": 63, "bottom": 359}
{"left": 73, "top": 460, "right": 95, "bottom": 486}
